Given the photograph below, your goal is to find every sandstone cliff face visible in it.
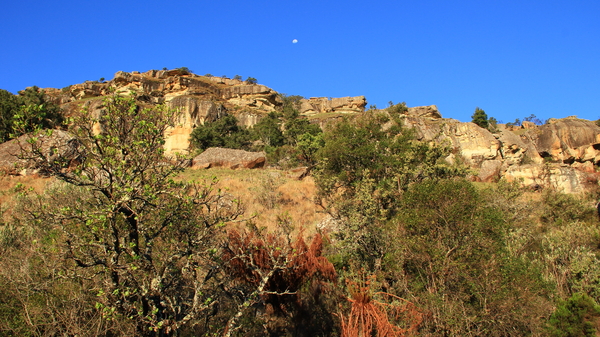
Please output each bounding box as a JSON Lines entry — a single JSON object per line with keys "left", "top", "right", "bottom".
{"left": 399, "top": 108, "right": 600, "bottom": 191}
{"left": 522, "top": 118, "right": 600, "bottom": 163}
{"left": 44, "top": 71, "right": 282, "bottom": 155}
{"left": 299, "top": 96, "right": 366, "bottom": 115}
{"left": 43, "top": 71, "right": 366, "bottom": 156}
{"left": 31, "top": 72, "right": 600, "bottom": 193}
{"left": 402, "top": 117, "right": 502, "bottom": 167}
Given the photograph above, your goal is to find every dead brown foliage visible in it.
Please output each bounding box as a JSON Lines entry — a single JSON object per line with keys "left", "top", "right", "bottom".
{"left": 224, "top": 228, "right": 336, "bottom": 309}
{"left": 339, "top": 275, "right": 422, "bottom": 337}
{"left": 221, "top": 227, "right": 337, "bottom": 335}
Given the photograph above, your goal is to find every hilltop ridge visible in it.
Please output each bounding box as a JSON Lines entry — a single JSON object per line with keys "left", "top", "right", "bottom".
{"left": 7, "top": 69, "right": 600, "bottom": 193}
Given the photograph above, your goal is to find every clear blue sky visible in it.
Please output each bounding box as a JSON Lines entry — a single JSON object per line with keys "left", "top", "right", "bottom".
{"left": 1, "top": 0, "right": 598, "bottom": 123}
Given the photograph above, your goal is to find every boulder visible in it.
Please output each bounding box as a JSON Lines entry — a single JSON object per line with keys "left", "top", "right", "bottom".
{"left": 191, "top": 147, "right": 266, "bottom": 169}
{"left": 287, "top": 166, "right": 310, "bottom": 180}
{"left": 0, "top": 130, "right": 81, "bottom": 175}
{"left": 219, "top": 85, "right": 282, "bottom": 112}
{"left": 477, "top": 160, "right": 503, "bottom": 182}
{"left": 521, "top": 121, "right": 537, "bottom": 129}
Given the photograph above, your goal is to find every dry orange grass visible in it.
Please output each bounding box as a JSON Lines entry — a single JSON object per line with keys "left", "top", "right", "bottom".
{"left": 179, "top": 168, "right": 325, "bottom": 235}
{"left": 0, "top": 169, "right": 325, "bottom": 235}
{"left": 0, "top": 174, "right": 53, "bottom": 221}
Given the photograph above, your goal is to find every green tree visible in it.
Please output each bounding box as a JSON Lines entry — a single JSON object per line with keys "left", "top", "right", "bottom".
{"left": 176, "top": 67, "right": 193, "bottom": 74}
{"left": 471, "top": 107, "right": 489, "bottom": 129}
{"left": 296, "top": 132, "right": 324, "bottom": 166}
{"left": 523, "top": 113, "right": 545, "bottom": 125}
{"left": 488, "top": 116, "right": 499, "bottom": 132}
{"left": 245, "top": 77, "right": 257, "bottom": 84}
{"left": 281, "top": 97, "right": 321, "bottom": 147}
{"left": 0, "top": 89, "right": 21, "bottom": 142}
{"left": 315, "top": 112, "right": 467, "bottom": 270}
{"left": 506, "top": 118, "right": 522, "bottom": 128}
{"left": 251, "top": 112, "right": 284, "bottom": 148}
{"left": 0, "top": 86, "right": 63, "bottom": 142}
{"left": 387, "top": 101, "right": 408, "bottom": 115}
{"left": 189, "top": 114, "right": 251, "bottom": 152}
{"left": 21, "top": 94, "right": 243, "bottom": 335}
{"left": 386, "top": 179, "right": 551, "bottom": 335}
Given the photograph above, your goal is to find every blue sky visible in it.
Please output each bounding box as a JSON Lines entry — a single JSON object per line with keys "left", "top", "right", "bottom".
{"left": 1, "top": 0, "right": 598, "bottom": 123}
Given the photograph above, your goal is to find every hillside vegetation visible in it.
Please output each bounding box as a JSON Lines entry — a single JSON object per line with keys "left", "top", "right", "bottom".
{"left": 1, "top": 84, "right": 600, "bottom": 336}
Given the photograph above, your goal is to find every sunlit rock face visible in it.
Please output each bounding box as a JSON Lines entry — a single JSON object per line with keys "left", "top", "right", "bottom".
{"left": 34, "top": 73, "right": 600, "bottom": 192}
{"left": 522, "top": 118, "right": 600, "bottom": 164}
{"left": 44, "top": 71, "right": 368, "bottom": 156}
{"left": 400, "top": 110, "right": 600, "bottom": 193}
{"left": 299, "top": 96, "right": 367, "bottom": 115}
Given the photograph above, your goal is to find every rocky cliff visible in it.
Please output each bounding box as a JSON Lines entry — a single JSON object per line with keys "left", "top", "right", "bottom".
{"left": 299, "top": 96, "right": 367, "bottom": 115}
{"left": 42, "top": 70, "right": 366, "bottom": 155}
{"left": 18, "top": 71, "right": 600, "bottom": 193}
{"left": 398, "top": 105, "right": 600, "bottom": 193}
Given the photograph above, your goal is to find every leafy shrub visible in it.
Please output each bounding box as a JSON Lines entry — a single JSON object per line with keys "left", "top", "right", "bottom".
{"left": 546, "top": 293, "right": 600, "bottom": 336}
{"left": 386, "top": 179, "right": 550, "bottom": 335}
{"left": 0, "top": 86, "right": 63, "bottom": 142}
{"left": 251, "top": 112, "right": 284, "bottom": 148}
{"left": 189, "top": 114, "right": 251, "bottom": 151}
{"left": 176, "top": 66, "right": 193, "bottom": 74}
{"left": 541, "top": 191, "right": 596, "bottom": 226}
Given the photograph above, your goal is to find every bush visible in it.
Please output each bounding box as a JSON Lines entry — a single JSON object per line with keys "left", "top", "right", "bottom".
{"left": 16, "top": 94, "right": 245, "bottom": 335}
{"left": 0, "top": 86, "right": 63, "bottom": 142}
{"left": 251, "top": 112, "right": 284, "bottom": 148}
{"left": 189, "top": 114, "right": 251, "bottom": 151}
{"left": 546, "top": 293, "right": 600, "bottom": 336}
{"left": 386, "top": 179, "right": 551, "bottom": 335}
{"left": 541, "top": 191, "right": 596, "bottom": 226}
{"left": 177, "top": 66, "right": 193, "bottom": 74}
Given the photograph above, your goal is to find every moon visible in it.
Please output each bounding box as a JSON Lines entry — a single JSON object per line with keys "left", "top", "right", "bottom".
{"left": 292, "top": 39, "right": 298, "bottom": 44}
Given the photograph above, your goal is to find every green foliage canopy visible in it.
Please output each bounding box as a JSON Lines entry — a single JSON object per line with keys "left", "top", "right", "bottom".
{"left": 471, "top": 107, "right": 489, "bottom": 129}
{"left": 314, "top": 111, "right": 468, "bottom": 271}
{"left": 0, "top": 86, "right": 63, "bottom": 142}
{"left": 546, "top": 293, "right": 600, "bottom": 337}
{"left": 189, "top": 114, "right": 251, "bottom": 152}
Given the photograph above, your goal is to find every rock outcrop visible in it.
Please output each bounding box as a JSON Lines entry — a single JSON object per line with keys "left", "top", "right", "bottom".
{"left": 522, "top": 118, "right": 600, "bottom": 163}
{"left": 26, "top": 72, "right": 600, "bottom": 193}
{"left": 299, "top": 96, "right": 366, "bottom": 115}
{"left": 191, "top": 147, "right": 266, "bottom": 169}
{"left": 402, "top": 117, "right": 502, "bottom": 167}
{"left": 43, "top": 71, "right": 368, "bottom": 156}
{"left": 406, "top": 105, "right": 442, "bottom": 119}
{"left": 399, "top": 108, "right": 600, "bottom": 192}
